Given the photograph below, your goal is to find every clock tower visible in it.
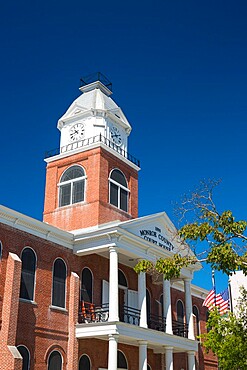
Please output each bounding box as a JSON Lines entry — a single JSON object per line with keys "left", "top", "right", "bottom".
{"left": 43, "top": 73, "right": 140, "bottom": 231}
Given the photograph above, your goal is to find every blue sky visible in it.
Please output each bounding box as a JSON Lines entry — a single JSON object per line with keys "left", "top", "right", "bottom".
{"left": 1, "top": 0, "right": 247, "bottom": 291}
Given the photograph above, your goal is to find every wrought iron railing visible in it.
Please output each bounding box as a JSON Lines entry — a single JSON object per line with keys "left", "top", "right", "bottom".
{"left": 78, "top": 302, "right": 140, "bottom": 326}
{"left": 45, "top": 134, "right": 140, "bottom": 167}
{"left": 78, "top": 301, "right": 109, "bottom": 323}
{"left": 120, "top": 305, "right": 141, "bottom": 326}
{"left": 172, "top": 320, "right": 188, "bottom": 338}
{"left": 148, "top": 314, "right": 166, "bottom": 332}
{"left": 80, "top": 72, "right": 112, "bottom": 91}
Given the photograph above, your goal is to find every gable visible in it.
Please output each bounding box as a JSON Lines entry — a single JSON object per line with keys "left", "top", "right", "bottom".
{"left": 119, "top": 212, "right": 180, "bottom": 254}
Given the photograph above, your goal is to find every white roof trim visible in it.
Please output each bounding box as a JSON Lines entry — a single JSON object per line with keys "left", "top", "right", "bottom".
{"left": 0, "top": 205, "right": 73, "bottom": 249}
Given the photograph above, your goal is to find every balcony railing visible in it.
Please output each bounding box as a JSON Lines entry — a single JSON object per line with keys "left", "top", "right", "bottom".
{"left": 148, "top": 313, "right": 166, "bottom": 332}
{"left": 79, "top": 302, "right": 109, "bottom": 323}
{"left": 78, "top": 302, "right": 140, "bottom": 326}
{"left": 172, "top": 320, "right": 188, "bottom": 338}
{"left": 78, "top": 302, "right": 188, "bottom": 339}
{"left": 45, "top": 134, "right": 140, "bottom": 167}
{"left": 120, "top": 305, "right": 140, "bottom": 326}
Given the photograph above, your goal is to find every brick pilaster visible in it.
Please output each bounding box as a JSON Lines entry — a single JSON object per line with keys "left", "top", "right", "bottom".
{"left": 67, "top": 272, "right": 79, "bottom": 370}
{"left": 0, "top": 252, "right": 23, "bottom": 369}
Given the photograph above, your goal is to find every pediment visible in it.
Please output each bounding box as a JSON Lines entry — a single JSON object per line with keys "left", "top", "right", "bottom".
{"left": 119, "top": 212, "right": 182, "bottom": 254}
{"left": 58, "top": 102, "right": 89, "bottom": 128}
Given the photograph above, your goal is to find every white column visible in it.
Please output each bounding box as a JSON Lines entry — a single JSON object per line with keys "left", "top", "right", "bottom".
{"left": 187, "top": 351, "right": 196, "bottom": 370}
{"left": 138, "top": 340, "right": 148, "bottom": 370}
{"left": 108, "top": 334, "right": 118, "bottom": 370}
{"left": 165, "top": 346, "right": 173, "bottom": 370}
{"left": 184, "top": 278, "right": 194, "bottom": 339}
{"left": 109, "top": 246, "right": 119, "bottom": 321}
{"left": 138, "top": 272, "right": 147, "bottom": 328}
{"left": 163, "top": 279, "right": 173, "bottom": 334}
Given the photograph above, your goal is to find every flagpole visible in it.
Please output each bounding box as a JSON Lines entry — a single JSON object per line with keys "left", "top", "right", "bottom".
{"left": 212, "top": 270, "right": 216, "bottom": 307}
{"left": 228, "top": 277, "right": 233, "bottom": 313}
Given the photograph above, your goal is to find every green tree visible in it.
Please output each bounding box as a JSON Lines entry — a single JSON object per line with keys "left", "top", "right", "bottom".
{"left": 134, "top": 179, "right": 247, "bottom": 279}
{"left": 201, "top": 288, "right": 247, "bottom": 370}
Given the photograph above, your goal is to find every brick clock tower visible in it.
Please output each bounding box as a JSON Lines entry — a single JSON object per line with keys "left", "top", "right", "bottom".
{"left": 43, "top": 73, "right": 140, "bottom": 231}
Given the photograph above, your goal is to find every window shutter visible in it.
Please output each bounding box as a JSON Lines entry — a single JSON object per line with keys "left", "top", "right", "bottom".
{"left": 102, "top": 280, "right": 109, "bottom": 305}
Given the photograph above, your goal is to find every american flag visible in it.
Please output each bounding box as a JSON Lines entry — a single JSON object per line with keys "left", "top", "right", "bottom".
{"left": 203, "top": 288, "right": 229, "bottom": 315}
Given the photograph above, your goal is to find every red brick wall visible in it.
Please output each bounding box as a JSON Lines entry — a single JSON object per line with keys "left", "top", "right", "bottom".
{"left": 0, "top": 222, "right": 217, "bottom": 370}
{"left": 43, "top": 147, "right": 138, "bottom": 231}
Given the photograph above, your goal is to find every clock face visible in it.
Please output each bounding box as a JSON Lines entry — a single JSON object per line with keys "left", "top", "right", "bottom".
{"left": 110, "top": 126, "right": 122, "bottom": 146}
{"left": 69, "top": 123, "right": 85, "bottom": 142}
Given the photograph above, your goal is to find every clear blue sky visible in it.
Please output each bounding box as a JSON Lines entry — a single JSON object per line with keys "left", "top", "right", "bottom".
{"left": 1, "top": 0, "right": 247, "bottom": 291}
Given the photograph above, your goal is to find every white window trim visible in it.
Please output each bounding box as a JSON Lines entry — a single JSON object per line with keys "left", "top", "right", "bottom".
{"left": 51, "top": 257, "right": 67, "bottom": 309}
{"left": 17, "top": 345, "right": 30, "bottom": 370}
{"left": 47, "top": 350, "right": 63, "bottom": 370}
{"left": 58, "top": 165, "right": 87, "bottom": 207}
{"left": 108, "top": 169, "right": 130, "bottom": 212}
{"left": 20, "top": 247, "right": 37, "bottom": 302}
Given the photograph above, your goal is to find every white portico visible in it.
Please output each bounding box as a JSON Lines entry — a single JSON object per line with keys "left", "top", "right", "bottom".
{"left": 74, "top": 211, "right": 201, "bottom": 370}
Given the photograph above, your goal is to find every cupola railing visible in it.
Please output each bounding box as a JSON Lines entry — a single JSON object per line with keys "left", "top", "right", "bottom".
{"left": 45, "top": 134, "right": 140, "bottom": 167}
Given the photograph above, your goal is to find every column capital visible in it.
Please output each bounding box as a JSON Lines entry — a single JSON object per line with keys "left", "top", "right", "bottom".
{"left": 108, "top": 334, "right": 119, "bottom": 342}
{"left": 138, "top": 340, "right": 148, "bottom": 345}
{"left": 109, "top": 245, "right": 118, "bottom": 253}
{"left": 184, "top": 277, "right": 192, "bottom": 283}
{"left": 164, "top": 346, "right": 173, "bottom": 351}
{"left": 187, "top": 350, "right": 195, "bottom": 355}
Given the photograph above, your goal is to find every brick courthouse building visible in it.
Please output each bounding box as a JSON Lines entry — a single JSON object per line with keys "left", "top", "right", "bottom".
{"left": 0, "top": 75, "right": 217, "bottom": 370}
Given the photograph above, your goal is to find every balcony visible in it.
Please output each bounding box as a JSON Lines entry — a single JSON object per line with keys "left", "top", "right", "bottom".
{"left": 45, "top": 134, "right": 140, "bottom": 167}
{"left": 147, "top": 314, "right": 166, "bottom": 332}
{"left": 172, "top": 320, "right": 188, "bottom": 338}
{"left": 78, "top": 302, "right": 188, "bottom": 339}
{"left": 78, "top": 301, "right": 140, "bottom": 326}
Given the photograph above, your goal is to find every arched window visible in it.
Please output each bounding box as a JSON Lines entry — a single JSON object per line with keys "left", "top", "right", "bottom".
{"left": 81, "top": 268, "right": 93, "bottom": 303}
{"left": 109, "top": 169, "right": 129, "bottom": 212}
{"left": 147, "top": 365, "right": 152, "bottom": 370}
{"left": 17, "top": 345, "right": 30, "bottom": 370}
{"left": 193, "top": 305, "right": 200, "bottom": 336}
{"left": 79, "top": 354, "right": 91, "bottom": 370}
{"left": 52, "top": 259, "right": 67, "bottom": 308}
{"left": 117, "top": 350, "right": 128, "bottom": 369}
{"left": 177, "top": 300, "right": 184, "bottom": 323}
{"left": 59, "top": 165, "right": 86, "bottom": 207}
{"left": 118, "top": 269, "right": 128, "bottom": 287}
{"left": 48, "top": 350, "right": 62, "bottom": 370}
{"left": 20, "top": 248, "right": 36, "bottom": 301}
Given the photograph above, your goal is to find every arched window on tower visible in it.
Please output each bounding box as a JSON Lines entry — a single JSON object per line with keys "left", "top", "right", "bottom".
{"left": 48, "top": 350, "right": 62, "bottom": 370}
{"left": 117, "top": 350, "right": 128, "bottom": 369}
{"left": 52, "top": 258, "right": 67, "bottom": 308}
{"left": 20, "top": 248, "right": 36, "bottom": 301}
{"left": 17, "top": 345, "right": 30, "bottom": 370}
{"left": 109, "top": 169, "right": 129, "bottom": 212}
{"left": 81, "top": 268, "right": 93, "bottom": 303}
{"left": 59, "top": 165, "right": 86, "bottom": 207}
{"left": 79, "top": 354, "right": 91, "bottom": 370}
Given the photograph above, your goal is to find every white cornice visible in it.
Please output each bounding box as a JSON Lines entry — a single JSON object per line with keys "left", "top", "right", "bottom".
{"left": 0, "top": 205, "right": 73, "bottom": 249}
{"left": 171, "top": 279, "right": 209, "bottom": 299}
{"left": 44, "top": 142, "right": 140, "bottom": 171}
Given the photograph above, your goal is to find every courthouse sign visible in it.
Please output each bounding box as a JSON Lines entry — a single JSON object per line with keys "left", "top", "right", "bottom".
{"left": 139, "top": 226, "right": 174, "bottom": 252}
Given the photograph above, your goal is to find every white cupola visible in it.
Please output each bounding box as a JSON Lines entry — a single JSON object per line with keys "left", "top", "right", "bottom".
{"left": 57, "top": 73, "right": 132, "bottom": 154}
